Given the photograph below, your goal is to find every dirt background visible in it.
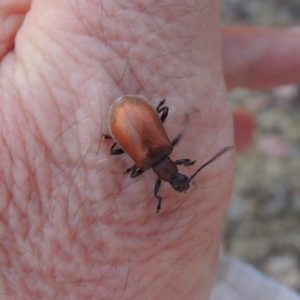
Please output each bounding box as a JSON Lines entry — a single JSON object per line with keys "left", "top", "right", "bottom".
{"left": 220, "top": 0, "right": 300, "bottom": 293}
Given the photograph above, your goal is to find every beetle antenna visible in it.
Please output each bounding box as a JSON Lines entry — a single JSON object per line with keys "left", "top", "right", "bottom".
{"left": 171, "top": 114, "right": 190, "bottom": 147}
{"left": 188, "top": 146, "right": 234, "bottom": 182}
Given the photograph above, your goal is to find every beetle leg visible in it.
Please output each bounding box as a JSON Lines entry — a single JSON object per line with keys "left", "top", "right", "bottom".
{"left": 125, "top": 165, "right": 144, "bottom": 178}
{"left": 125, "top": 165, "right": 135, "bottom": 174}
{"left": 156, "top": 99, "right": 165, "bottom": 111}
{"left": 109, "top": 142, "right": 125, "bottom": 155}
{"left": 175, "top": 159, "right": 196, "bottom": 166}
{"left": 103, "top": 134, "right": 112, "bottom": 139}
{"left": 154, "top": 178, "right": 162, "bottom": 213}
{"left": 156, "top": 99, "right": 169, "bottom": 123}
{"left": 104, "top": 135, "right": 124, "bottom": 154}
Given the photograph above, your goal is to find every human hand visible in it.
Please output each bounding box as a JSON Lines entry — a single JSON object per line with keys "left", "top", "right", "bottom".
{"left": 1, "top": 1, "right": 300, "bottom": 299}
{"left": 223, "top": 26, "right": 300, "bottom": 152}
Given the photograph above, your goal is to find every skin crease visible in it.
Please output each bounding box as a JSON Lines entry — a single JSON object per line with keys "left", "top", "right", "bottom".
{"left": 1, "top": 1, "right": 300, "bottom": 299}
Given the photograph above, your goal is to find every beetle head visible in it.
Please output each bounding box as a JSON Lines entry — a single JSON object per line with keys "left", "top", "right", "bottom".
{"left": 169, "top": 173, "right": 190, "bottom": 193}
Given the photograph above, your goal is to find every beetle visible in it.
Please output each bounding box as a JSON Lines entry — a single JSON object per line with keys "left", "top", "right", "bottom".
{"left": 105, "top": 95, "right": 232, "bottom": 213}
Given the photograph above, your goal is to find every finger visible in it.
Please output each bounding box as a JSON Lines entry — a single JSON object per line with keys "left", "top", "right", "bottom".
{"left": 0, "top": 0, "right": 31, "bottom": 59}
{"left": 232, "top": 109, "right": 255, "bottom": 153}
{"left": 222, "top": 26, "right": 300, "bottom": 89}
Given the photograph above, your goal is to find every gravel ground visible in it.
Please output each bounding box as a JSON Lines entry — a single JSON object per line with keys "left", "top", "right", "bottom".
{"left": 220, "top": 0, "right": 300, "bottom": 293}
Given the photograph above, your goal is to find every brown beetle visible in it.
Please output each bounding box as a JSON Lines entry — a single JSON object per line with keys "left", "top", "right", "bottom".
{"left": 105, "top": 95, "right": 232, "bottom": 212}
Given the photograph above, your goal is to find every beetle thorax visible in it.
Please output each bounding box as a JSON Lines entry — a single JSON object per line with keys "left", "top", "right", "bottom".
{"left": 152, "top": 157, "right": 178, "bottom": 182}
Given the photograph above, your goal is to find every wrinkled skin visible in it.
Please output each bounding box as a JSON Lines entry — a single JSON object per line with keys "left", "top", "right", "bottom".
{"left": 1, "top": 1, "right": 300, "bottom": 299}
